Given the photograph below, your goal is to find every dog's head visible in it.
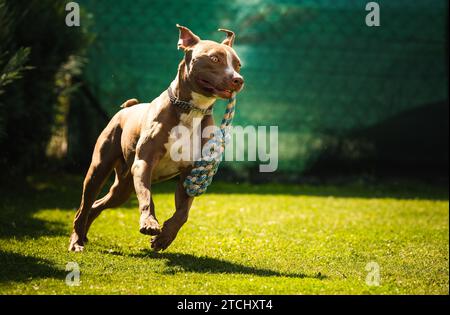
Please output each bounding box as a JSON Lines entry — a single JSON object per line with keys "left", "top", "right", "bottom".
{"left": 176, "top": 24, "right": 244, "bottom": 99}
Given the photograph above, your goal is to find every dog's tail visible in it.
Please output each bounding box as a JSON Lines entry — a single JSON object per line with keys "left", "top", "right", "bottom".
{"left": 120, "top": 98, "right": 140, "bottom": 108}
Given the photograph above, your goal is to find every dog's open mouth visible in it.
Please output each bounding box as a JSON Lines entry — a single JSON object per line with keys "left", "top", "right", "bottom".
{"left": 198, "top": 78, "right": 233, "bottom": 99}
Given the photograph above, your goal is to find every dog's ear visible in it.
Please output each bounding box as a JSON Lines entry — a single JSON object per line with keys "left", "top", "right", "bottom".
{"left": 176, "top": 24, "right": 200, "bottom": 51}
{"left": 218, "top": 28, "right": 235, "bottom": 47}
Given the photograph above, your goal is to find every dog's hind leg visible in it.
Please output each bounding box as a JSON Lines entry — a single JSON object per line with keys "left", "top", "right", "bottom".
{"left": 69, "top": 120, "right": 123, "bottom": 252}
{"left": 83, "top": 164, "right": 133, "bottom": 241}
{"left": 69, "top": 160, "right": 114, "bottom": 252}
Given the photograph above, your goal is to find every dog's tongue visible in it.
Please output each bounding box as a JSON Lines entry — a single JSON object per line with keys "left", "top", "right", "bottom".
{"left": 215, "top": 89, "right": 233, "bottom": 99}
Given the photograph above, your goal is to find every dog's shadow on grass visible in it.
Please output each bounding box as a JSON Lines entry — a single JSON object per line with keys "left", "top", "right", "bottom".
{"left": 126, "top": 250, "right": 326, "bottom": 280}
{"left": 0, "top": 250, "right": 66, "bottom": 284}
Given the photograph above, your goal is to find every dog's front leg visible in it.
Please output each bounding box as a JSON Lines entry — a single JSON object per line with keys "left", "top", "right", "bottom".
{"left": 151, "top": 114, "right": 215, "bottom": 251}
{"left": 151, "top": 170, "right": 194, "bottom": 251}
{"left": 132, "top": 149, "right": 162, "bottom": 236}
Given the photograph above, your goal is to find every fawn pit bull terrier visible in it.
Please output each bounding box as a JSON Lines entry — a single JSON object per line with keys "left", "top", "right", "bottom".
{"left": 69, "top": 25, "right": 244, "bottom": 252}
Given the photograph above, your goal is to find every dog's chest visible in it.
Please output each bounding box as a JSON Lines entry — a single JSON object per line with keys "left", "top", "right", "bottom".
{"left": 152, "top": 111, "right": 203, "bottom": 182}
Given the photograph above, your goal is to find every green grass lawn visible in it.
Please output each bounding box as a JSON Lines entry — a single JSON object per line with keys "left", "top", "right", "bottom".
{"left": 0, "top": 175, "right": 448, "bottom": 294}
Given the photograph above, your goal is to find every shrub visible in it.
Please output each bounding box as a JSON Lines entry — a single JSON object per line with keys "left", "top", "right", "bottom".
{"left": 0, "top": 0, "right": 90, "bottom": 177}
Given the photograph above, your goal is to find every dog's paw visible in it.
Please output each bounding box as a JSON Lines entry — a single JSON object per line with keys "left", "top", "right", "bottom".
{"left": 151, "top": 233, "right": 175, "bottom": 252}
{"left": 68, "top": 233, "right": 85, "bottom": 252}
{"left": 139, "top": 215, "right": 161, "bottom": 236}
{"left": 69, "top": 243, "right": 85, "bottom": 252}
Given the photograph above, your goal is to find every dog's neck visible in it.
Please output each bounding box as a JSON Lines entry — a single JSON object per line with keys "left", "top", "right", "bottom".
{"left": 169, "top": 60, "right": 216, "bottom": 110}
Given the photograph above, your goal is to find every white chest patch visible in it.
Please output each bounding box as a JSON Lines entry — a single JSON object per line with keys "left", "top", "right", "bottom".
{"left": 191, "top": 92, "right": 216, "bottom": 109}
{"left": 152, "top": 111, "right": 204, "bottom": 182}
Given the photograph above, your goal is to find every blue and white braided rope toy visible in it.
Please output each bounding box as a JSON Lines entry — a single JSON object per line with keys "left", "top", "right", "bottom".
{"left": 183, "top": 94, "right": 236, "bottom": 196}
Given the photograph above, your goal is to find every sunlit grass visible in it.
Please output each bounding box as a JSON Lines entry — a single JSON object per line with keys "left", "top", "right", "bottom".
{"left": 0, "top": 175, "right": 448, "bottom": 294}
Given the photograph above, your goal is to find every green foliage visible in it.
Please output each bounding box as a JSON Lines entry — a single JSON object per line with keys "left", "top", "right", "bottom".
{"left": 0, "top": 48, "right": 32, "bottom": 92}
{"left": 0, "top": 1, "right": 32, "bottom": 141}
{"left": 0, "top": 175, "right": 448, "bottom": 294}
{"left": 0, "top": 47, "right": 31, "bottom": 141}
{"left": 0, "top": 0, "right": 90, "bottom": 176}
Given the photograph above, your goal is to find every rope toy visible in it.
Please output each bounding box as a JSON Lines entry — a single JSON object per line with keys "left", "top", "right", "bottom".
{"left": 183, "top": 94, "right": 236, "bottom": 196}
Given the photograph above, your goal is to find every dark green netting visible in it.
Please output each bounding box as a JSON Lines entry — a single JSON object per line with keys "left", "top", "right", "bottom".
{"left": 77, "top": 0, "right": 448, "bottom": 175}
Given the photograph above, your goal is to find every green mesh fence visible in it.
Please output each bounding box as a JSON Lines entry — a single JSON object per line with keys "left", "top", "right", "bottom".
{"left": 77, "top": 0, "right": 448, "bottom": 175}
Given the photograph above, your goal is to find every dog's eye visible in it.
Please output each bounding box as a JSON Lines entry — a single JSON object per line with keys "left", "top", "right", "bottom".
{"left": 210, "top": 55, "right": 219, "bottom": 63}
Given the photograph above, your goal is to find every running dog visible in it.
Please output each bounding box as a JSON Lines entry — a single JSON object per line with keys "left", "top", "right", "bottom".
{"left": 69, "top": 25, "right": 244, "bottom": 252}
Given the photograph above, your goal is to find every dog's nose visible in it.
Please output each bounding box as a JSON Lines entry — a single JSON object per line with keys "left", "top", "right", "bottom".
{"left": 230, "top": 75, "right": 244, "bottom": 90}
